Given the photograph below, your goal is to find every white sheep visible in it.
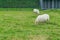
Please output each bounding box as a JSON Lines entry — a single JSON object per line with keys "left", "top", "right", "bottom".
{"left": 35, "top": 14, "right": 49, "bottom": 24}
{"left": 33, "top": 9, "right": 40, "bottom": 14}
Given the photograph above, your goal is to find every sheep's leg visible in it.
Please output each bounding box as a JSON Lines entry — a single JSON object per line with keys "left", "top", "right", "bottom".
{"left": 46, "top": 18, "right": 49, "bottom": 24}
{"left": 47, "top": 19, "right": 49, "bottom": 21}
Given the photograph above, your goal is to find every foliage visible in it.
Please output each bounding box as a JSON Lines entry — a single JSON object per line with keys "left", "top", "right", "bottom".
{"left": 0, "top": 0, "right": 39, "bottom": 8}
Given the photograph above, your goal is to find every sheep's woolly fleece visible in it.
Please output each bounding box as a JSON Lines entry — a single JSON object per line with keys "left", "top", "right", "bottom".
{"left": 35, "top": 14, "right": 49, "bottom": 24}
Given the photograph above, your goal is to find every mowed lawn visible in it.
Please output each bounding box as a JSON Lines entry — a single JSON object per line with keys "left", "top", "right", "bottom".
{"left": 0, "top": 9, "right": 60, "bottom": 40}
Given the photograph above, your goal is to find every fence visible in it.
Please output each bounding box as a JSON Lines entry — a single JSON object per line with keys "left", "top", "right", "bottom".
{"left": 40, "top": 0, "right": 60, "bottom": 9}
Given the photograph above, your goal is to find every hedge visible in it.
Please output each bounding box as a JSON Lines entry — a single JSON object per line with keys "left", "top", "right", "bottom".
{"left": 0, "top": 0, "right": 39, "bottom": 8}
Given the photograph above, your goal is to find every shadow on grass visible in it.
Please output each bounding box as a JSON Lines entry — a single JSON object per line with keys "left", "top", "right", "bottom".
{"left": 46, "top": 22, "right": 60, "bottom": 27}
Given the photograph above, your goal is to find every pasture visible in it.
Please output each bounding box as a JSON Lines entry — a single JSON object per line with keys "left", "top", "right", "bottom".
{"left": 0, "top": 8, "right": 60, "bottom": 40}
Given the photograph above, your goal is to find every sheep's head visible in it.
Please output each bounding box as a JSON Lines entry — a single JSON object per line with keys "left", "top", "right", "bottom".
{"left": 33, "top": 9, "right": 40, "bottom": 15}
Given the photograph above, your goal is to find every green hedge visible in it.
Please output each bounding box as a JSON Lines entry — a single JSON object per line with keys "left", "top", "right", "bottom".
{"left": 0, "top": 0, "right": 39, "bottom": 8}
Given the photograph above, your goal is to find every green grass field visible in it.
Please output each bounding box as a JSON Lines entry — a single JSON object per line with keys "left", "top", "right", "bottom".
{"left": 0, "top": 8, "right": 60, "bottom": 40}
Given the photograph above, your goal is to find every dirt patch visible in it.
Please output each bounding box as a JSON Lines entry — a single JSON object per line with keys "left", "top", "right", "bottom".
{"left": 27, "top": 35, "right": 49, "bottom": 40}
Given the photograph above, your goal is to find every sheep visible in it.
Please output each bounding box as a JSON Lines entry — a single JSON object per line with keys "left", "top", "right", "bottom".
{"left": 33, "top": 9, "right": 40, "bottom": 15}
{"left": 35, "top": 14, "right": 49, "bottom": 24}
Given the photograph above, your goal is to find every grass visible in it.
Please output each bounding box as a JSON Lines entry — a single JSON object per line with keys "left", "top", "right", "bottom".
{"left": 0, "top": 8, "right": 34, "bottom": 11}
{"left": 0, "top": 8, "right": 60, "bottom": 40}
